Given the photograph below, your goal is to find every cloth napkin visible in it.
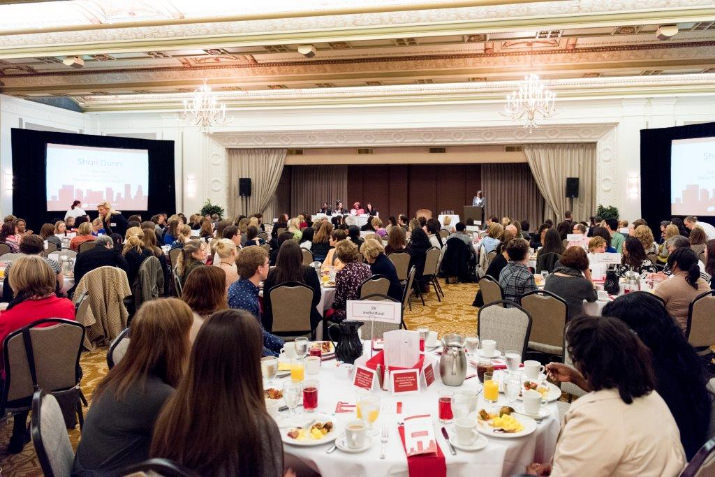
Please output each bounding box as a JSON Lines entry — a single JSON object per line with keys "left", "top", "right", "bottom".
{"left": 365, "top": 350, "right": 425, "bottom": 382}
{"left": 397, "top": 425, "right": 447, "bottom": 477}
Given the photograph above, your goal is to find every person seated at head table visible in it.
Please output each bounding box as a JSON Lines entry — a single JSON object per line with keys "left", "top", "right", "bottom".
{"left": 365, "top": 202, "right": 377, "bottom": 216}
{"left": 601, "top": 292, "right": 711, "bottom": 460}
{"left": 528, "top": 316, "right": 686, "bottom": 477}
{"left": 73, "top": 299, "right": 192, "bottom": 474}
{"left": 318, "top": 201, "right": 331, "bottom": 215}
{"left": 544, "top": 246, "right": 597, "bottom": 319}
{"left": 350, "top": 201, "right": 365, "bottom": 215}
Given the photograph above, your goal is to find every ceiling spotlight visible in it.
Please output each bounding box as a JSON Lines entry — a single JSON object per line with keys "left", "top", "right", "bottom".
{"left": 656, "top": 24, "right": 678, "bottom": 40}
{"left": 297, "top": 44, "right": 317, "bottom": 58}
{"left": 62, "top": 56, "right": 85, "bottom": 68}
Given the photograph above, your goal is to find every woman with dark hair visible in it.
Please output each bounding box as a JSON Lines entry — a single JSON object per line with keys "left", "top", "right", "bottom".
{"left": 299, "top": 226, "right": 314, "bottom": 250}
{"left": 425, "top": 218, "right": 443, "bottom": 249}
{"left": 705, "top": 239, "right": 715, "bottom": 289}
{"left": 269, "top": 231, "right": 295, "bottom": 266}
{"left": 74, "top": 299, "right": 193, "bottom": 474}
{"left": 617, "top": 236, "right": 656, "bottom": 277}
{"left": 407, "top": 228, "right": 432, "bottom": 292}
{"left": 365, "top": 202, "right": 377, "bottom": 216}
{"left": 311, "top": 221, "right": 333, "bottom": 261}
{"left": 182, "top": 265, "right": 227, "bottom": 342}
{"left": 65, "top": 199, "right": 87, "bottom": 223}
{"left": 671, "top": 217, "right": 689, "bottom": 237}
{"left": 198, "top": 218, "right": 213, "bottom": 241}
{"left": 544, "top": 246, "right": 597, "bottom": 319}
{"left": 529, "top": 316, "right": 686, "bottom": 476}
{"left": 689, "top": 226, "right": 707, "bottom": 263}
{"left": 321, "top": 229, "right": 348, "bottom": 271}
{"left": 530, "top": 223, "right": 550, "bottom": 250}
{"left": 263, "top": 240, "right": 321, "bottom": 333}
{"left": 151, "top": 309, "right": 285, "bottom": 476}
{"left": 271, "top": 213, "right": 289, "bottom": 240}
{"left": 348, "top": 225, "right": 363, "bottom": 249}
{"left": 361, "top": 238, "right": 403, "bottom": 302}
{"left": 536, "top": 229, "right": 564, "bottom": 274}
{"left": 590, "top": 226, "right": 616, "bottom": 252}
{"left": 328, "top": 240, "right": 371, "bottom": 323}
{"left": 653, "top": 247, "right": 710, "bottom": 331}
{"left": 244, "top": 225, "right": 264, "bottom": 247}
{"left": 0, "top": 222, "right": 19, "bottom": 253}
{"left": 556, "top": 220, "right": 571, "bottom": 242}
{"left": 602, "top": 292, "right": 711, "bottom": 459}
{"left": 176, "top": 239, "right": 208, "bottom": 287}
{"left": 39, "top": 223, "right": 62, "bottom": 249}
{"left": 385, "top": 226, "right": 407, "bottom": 255}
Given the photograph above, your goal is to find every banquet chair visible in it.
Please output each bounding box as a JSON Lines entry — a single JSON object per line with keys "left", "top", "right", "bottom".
{"left": 421, "top": 247, "right": 444, "bottom": 301}
{"left": 679, "top": 438, "right": 715, "bottom": 477}
{"left": 486, "top": 250, "right": 497, "bottom": 268}
{"left": 439, "top": 229, "right": 449, "bottom": 239}
{"left": 359, "top": 275, "right": 390, "bottom": 299}
{"left": 402, "top": 266, "right": 421, "bottom": 311}
{"left": 77, "top": 240, "right": 97, "bottom": 254}
{"left": 121, "top": 458, "right": 199, "bottom": 477}
{"left": 0, "top": 243, "right": 10, "bottom": 256}
{"left": 31, "top": 390, "right": 74, "bottom": 477}
{"left": 107, "top": 327, "right": 131, "bottom": 369}
{"left": 477, "top": 301, "right": 532, "bottom": 357}
{"left": 686, "top": 291, "right": 715, "bottom": 355}
{"left": 41, "top": 242, "right": 58, "bottom": 257}
{"left": 387, "top": 252, "right": 410, "bottom": 283}
{"left": 520, "top": 289, "right": 567, "bottom": 358}
{"left": 269, "top": 282, "right": 313, "bottom": 340}
{"left": 2, "top": 319, "right": 85, "bottom": 433}
{"left": 172, "top": 267, "right": 183, "bottom": 297}
{"left": 360, "top": 294, "right": 403, "bottom": 339}
{"left": 478, "top": 275, "right": 503, "bottom": 307}
{"left": 168, "top": 248, "right": 182, "bottom": 269}
{"left": 536, "top": 252, "right": 561, "bottom": 274}
{"left": 301, "top": 248, "right": 314, "bottom": 266}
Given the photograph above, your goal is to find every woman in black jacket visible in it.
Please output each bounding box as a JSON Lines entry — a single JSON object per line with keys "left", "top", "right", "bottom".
{"left": 406, "top": 228, "right": 431, "bottom": 292}
{"left": 361, "top": 238, "right": 402, "bottom": 301}
{"left": 97, "top": 201, "right": 129, "bottom": 237}
{"left": 263, "top": 240, "right": 322, "bottom": 335}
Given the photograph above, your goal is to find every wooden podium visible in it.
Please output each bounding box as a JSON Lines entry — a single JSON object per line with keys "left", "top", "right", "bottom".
{"left": 463, "top": 205, "right": 484, "bottom": 225}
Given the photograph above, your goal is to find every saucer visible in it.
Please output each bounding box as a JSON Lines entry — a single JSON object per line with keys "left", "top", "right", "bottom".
{"left": 514, "top": 406, "right": 551, "bottom": 421}
{"left": 450, "top": 433, "right": 488, "bottom": 451}
{"left": 335, "top": 435, "right": 373, "bottom": 454}
{"left": 478, "top": 349, "right": 502, "bottom": 359}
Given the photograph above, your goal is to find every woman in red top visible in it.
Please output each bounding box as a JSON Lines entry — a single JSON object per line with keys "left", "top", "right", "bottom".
{"left": 0, "top": 255, "right": 75, "bottom": 453}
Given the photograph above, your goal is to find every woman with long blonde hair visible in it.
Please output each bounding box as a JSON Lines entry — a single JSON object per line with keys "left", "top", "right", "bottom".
{"left": 121, "top": 226, "right": 153, "bottom": 285}
{"left": 213, "top": 238, "right": 239, "bottom": 291}
{"left": 97, "top": 200, "right": 129, "bottom": 237}
{"left": 73, "top": 298, "right": 193, "bottom": 474}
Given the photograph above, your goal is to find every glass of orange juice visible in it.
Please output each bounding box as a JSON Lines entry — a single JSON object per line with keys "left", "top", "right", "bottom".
{"left": 290, "top": 360, "right": 305, "bottom": 383}
{"left": 483, "top": 372, "right": 499, "bottom": 403}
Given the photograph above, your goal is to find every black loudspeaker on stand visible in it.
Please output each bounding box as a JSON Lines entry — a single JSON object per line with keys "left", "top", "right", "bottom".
{"left": 239, "top": 177, "right": 252, "bottom": 216}
{"left": 565, "top": 177, "right": 579, "bottom": 198}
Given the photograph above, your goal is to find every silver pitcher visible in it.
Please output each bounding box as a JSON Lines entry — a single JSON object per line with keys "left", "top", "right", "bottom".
{"left": 439, "top": 333, "right": 467, "bottom": 387}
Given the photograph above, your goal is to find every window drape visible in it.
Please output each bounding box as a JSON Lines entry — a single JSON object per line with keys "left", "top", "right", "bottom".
{"left": 524, "top": 143, "right": 597, "bottom": 223}
{"left": 227, "top": 148, "right": 286, "bottom": 219}
{"left": 481, "top": 163, "right": 545, "bottom": 229}
{"left": 290, "top": 166, "right": 347, "bottom": 217}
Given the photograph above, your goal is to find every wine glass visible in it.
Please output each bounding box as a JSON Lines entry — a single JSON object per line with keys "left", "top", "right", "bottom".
{"left": 284, "top": 382, "right": 302, "bottom": 416}
{"left": 294, "top": 337, "right": 309, "bottom": 360}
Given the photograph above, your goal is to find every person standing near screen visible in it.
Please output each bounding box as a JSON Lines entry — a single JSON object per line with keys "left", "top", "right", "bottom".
{"left": 472, "top": 190, "right": 486, "bottom": 225}
{"left": 684, "top": 216, "right": 715, "bottom": 241}
{"left": 97, "top": 201, "right": 129, "bottom": 237}
{"left": 65, "top": 200, "right": 88, "bottom": 223}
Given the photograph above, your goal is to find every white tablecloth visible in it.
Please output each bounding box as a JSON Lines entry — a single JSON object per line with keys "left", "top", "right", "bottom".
{"left": 278, "top": 348, "right": 560, "bottom": 477}
{"left": 317, "top": 286, "right": 336, "bottom": 317}
{"left": 438, "top": 215, "right": 461, "bottom": 228}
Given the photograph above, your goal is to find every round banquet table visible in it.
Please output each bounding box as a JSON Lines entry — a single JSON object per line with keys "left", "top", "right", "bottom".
{"left": 276, "top": 346, "right": 560, "bottom": 477}
{"left": 317, "top": 285, "right": 336, "bottom": 317}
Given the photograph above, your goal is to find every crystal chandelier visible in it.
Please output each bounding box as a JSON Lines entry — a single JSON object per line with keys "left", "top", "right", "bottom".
{"left": 504, "top": 74, "right": 556, "bottom": 130}
{"left": 182, "top": 80, "right": 227, "bottom": 133}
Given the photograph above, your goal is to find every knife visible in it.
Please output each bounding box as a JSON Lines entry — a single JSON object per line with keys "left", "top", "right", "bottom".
{"left": 441, "top": 427, "right": 457, "bottom": 455}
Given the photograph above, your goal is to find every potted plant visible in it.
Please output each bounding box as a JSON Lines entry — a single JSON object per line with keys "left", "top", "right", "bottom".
{"left": 200, "top": 200, "right": 224, "bottom": 219}
{"left": 596, "top": 204, "right": 619, "bottom": 220}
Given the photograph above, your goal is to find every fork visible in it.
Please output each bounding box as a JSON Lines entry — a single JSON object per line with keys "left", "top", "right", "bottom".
{"left": 380, "top": 425, "right": 389, "bottom": 460}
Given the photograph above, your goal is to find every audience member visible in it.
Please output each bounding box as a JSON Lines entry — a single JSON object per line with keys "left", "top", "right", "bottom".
{"left": 73, "top": 299, "right": 192, "bottom": 474}
{"left": 65, "top": 200, "right": 87, "bottom": 222}
{"left": 706, "top": 239, "right": 715, "bottom": 289}
{"left": 425, "top": 218, "right": 443, "bottom": 249}
{"left": 347, "top": 225, "right": 363, "bottom": 249}
{"left": 214, "top": 238, "right": 239, "bottom": 292}
{"left": 176, "top": 239, "right": 207, "bottom": 287}
{"left": 536, "top": 229, "right": 564, "bottom": 274}
{"left": 122, "top": 227, "right": 154, "bottom": 286}
{"left": 327, "top": 240, "right": 372, "bottom": 322}
{"left": 590, "top": 226, "right": 616, "bottom": 252}
{"left": 657, "top": 224, "right": 681, "bottom": 265}
{"left": 688, "top": 226, "right": 707, "bottom": 263}
{"left": 617, "top": 236, "right": 656, "bottom": 277}
{"left": 321, "top": 229, "right": 347, "bottom": 271}
{"left": 544, "top": 246, "right": 597, "bottom": 319}
{"left": 361, "top": 238, "right": 402, "bottom": 302}
{"left": 182, "top": 266, "right": 227, "bottom": 342}
{"left": 169, "top": 224, "right": 192, "bottom": 250}
{"left": 481, "top": 222, "right": 503, "bottom": 254}
{"left": 385, "top": 226, "right": 407, "bottom": 255}
{"left": 604, "top": 218, "right": 625, "bottom": 253}
{"left": 299, "top": 227, "right": 314, "bottom": 250}
{"left": 69, "top": 222, "right": 96, "bottom": 251}
{"left": 163, "top": 218, "right": 180, "bottom": 245}
{"left": 97, "top": 201, "right": 129, "bottom": 237}
{"left": 0, "top": 222, "right": 19, "bottom": 252}
{"left": 311, "top": 221, "right": 333, "bottom": 262}
{"left": 499, "top": 238, "right": 537, "bottom": 303}
{"left": 633, "top": 224, "right": 657, "bottom": 262}
{"left": 1, "top": 234, "right": 63, "bottom": 301}
{"left": 530, "top": 223, "right": 550, "bottom": 250}
{"left": 406, "top": 228, "right": 432, "bottom": 293}
{"left": 40, "top": 223, "right": 61, "bottom": 249}
{"left": 71, "top": 235, "right": 128, "bottom": 296}
{"left": 684, "top": 215, "right": 715, "bottom": 240}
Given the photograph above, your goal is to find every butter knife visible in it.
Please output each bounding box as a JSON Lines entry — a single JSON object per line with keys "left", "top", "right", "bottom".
{"left": 441, "top": 427, "right": 457, "bottom": 455}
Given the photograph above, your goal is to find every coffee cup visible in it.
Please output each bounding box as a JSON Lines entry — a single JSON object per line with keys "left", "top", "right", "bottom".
{"left": 454, "top": 417, "right": 477, "bottom": 445}
{"left": 426, "top": 331, "right": 438, "bottom": 347}
{"left": 523, "top": 389, "right": 542, "bottom": 416}
{"left": 481, "top": 339, "right": 496, "bottom": 357}
{"left": 345, "top": 420, "right": 367, "bottom": 449}
{"left": 280, "top": 342, "right": 297, "bottom": 360}
{"left": 597, "top": 289, "right": 609, "bottom": 301}
{"left": 523, "top": 360, "right": 545, "bottom": 380}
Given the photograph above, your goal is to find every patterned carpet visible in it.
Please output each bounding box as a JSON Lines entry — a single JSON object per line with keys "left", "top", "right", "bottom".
{"left": 0, "top": 280, "right": 480, "bottom": 476}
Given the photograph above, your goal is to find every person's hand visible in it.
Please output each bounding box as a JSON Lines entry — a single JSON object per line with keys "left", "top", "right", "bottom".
{"left": 526, "top": 462, "right": 552, "bottom": 476}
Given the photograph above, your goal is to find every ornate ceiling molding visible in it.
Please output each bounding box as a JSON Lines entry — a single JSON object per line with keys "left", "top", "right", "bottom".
{"left": 0, "top": 0, "right": 712, "bottom": 58}
{"left": 210, "top": 124, "right": 617, "bottom": 148}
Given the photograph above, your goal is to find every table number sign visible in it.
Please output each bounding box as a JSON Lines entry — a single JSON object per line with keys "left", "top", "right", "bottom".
{"left": 347, "top": 300, "right": 402, "bottom": 324}
{"left": 391, "top": 368, "right": 421, "bottom": 395}
{"left": 353, "top": 365, "right": 376, "bottom": 391}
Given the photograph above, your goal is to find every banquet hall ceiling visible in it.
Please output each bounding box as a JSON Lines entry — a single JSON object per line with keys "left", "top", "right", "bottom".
{"left": 0, "top": 0, "right": 713, "bottom": 110}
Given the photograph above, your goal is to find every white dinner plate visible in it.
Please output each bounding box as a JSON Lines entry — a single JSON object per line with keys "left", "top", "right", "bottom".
{"left": 449, "top": 431, "right": 488, "bottom": 451}
{"left": 517, "top": 381, "right": 562, "bottom": 403}
{"left": 335, "top": 435, "right": 373, "bottom": 453}
{"left": 477, "top": 414, "right": 537, "bottom": 439}
{"left": 281, "top": 415, "right": 339, "bottom": 447}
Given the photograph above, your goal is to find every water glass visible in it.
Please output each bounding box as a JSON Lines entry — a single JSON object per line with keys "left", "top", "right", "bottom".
{"left": 504, "top": 372, "right": 521, "bottom": 404}
{"left": 294, "top": 337, "right": 309, "bottom": 359}
{"left": 305, "top": 356, "right": 320, "bottom": 375}
{"left": 504, "top": 350, "right": 521, "bottom": 372}
{"left": 283, "top": 382, "right": 302, "bottom": 415}
{"left": 464, "top": 337, "right": 479, "bottom": 355}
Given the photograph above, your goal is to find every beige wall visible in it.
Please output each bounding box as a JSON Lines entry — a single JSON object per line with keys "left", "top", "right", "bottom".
{"left": 284, "top": 145, "right": 526, "bottom": 165}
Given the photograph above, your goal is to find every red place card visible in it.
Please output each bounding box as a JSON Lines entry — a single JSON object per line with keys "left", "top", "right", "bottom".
{"left": 391, "top": 368, "right": 420, "bottom": 394}
{"left": 423, "top": 363, "right": 435, "bottom": 387}
{"left": 353, "top": 365, "right": 376, "bottom": 391}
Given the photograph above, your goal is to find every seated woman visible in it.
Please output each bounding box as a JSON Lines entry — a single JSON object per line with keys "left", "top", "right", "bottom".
{"left": 70, "top": 222, "right": 96, "bottom": 251}
{"left": 385, "top": 226, "right": 407, "bottom": 255}
{"left": 327, "top": 240, "right": 372, "bottom": 322}
{"left": 544, "top": 246, "right": 597, "bottom": 319}
{"left": 177, "top": 240, "right": 208, "bottom": 287}
{"left": 40, "top": 223, "right": 62, "bottom": 250}
{"left": 407, "top": 228, "right": 431, "bottom": 290}
{"left": 481, "top": 222, "right": 504, "bottom": 255}
{"left": 348, "top": 225, "right": 363, "bottom": 249}
{"left": 372, "top": 217, "right": 387, "bottom": 239}
{"left": 0, "top": 256, "right": 75, "bottom": 454}
{"left": 74, "top": 298, "right": 193, "bottom": 474}
{"left": 169, "top": 224, "right": 192, "bottom": 250}
{"left": 142, "top": 227, "right": 170, "bottom": 289}
{"left": 263, "top": 240, "right": 321, "bottom": 334}
{"left": 321, "top": 229, "right": 347, "bottom": 272}
{"left": 472, "top": 232, "right": 513, "bottom": 307}
{"left": 287, "top": 217, "right": 302, "bottom": 241}
{"left": 590, "top": 226, "right": 616, "bottom": 253}
{"left": 311, "top": 221, "right": 333, "bottom": 262}
{"left": 536, "top": 229, "right": 565, "bottom": 274}
{"left": 587, "top": 235, "right": 606, "bottom": 254}
{"left": 182, "top": 266, "right": 227, "bottom": 342}
{"left": 498, "top": 238, "right": 537, "bottom": 303}
{"left": 213, "top": 239, "right": 239, "bottom": 291}
{"left": 122, "top": 227, "right": 154, "bottom": 286}
{"left": 244, "top": 225, "right": 264, "bottom": 247}
{"left": 271, "top": 213, "right": 289, "bottom": 240}
{"left": 91, "top": 217, "right": 106, "bottom": 236}
{"left": 657, "top": 223, "right": 680, "bottom": 265}
{"left": 365, "top": 202, "right": 377, "bottom": 216}
{"left": 617, "top": 237, "right": 657, "bottom": 278}
{"left": 198, "top": 218, "right": 214, "bottom": 242}
{"left": 0, "top": 222, "right": 19, "bottom": 253}
{"left": 350, "top": 201, "right": 365, "bottom": 215}
{"left": 425, "top": 218, "right": 444, "bottom": 249}
{"left": 299, "top": 226, "right": 314, "bottom": 250}
{"left": 530, "top": 224, "right": 550, "bottom": 250}
{"left": 530, "top": 316, "right": 686, "bottom": 476}
{"left": 361, "top": 238, "right": 403, "bottom": 302}
{"left": 602, "top": 292, "right": 711, "bottom": 459}
{"left": 707, "top": 239, "right": 715, "bottom": 290}
{"left": 689, "top": 226, "right": 707, "bottom": 263}
{"left": 162, "top": 218, "right": 180, "bottom": 245}
{"left": 634, "top": 224, "right": 658, "bottom": 263}
{"left": 653, "top": 247, "right": 710, "bottom": 331}
{"left": 150, "top": 309, "right": 285, "bottom": 476}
